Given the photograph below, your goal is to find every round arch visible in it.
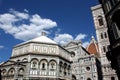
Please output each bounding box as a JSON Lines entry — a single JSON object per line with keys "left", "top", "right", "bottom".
{"left": 97, "top": 15, "right": 104, "bottom": 26}
{"left": 30, "top": 58, "right": 39, "bottom": 62}
{"left": 1, "top": 69, "right": 7, "bottom": 76}
{"left": 22, "top": 58, "right": 28, "bottom": 62}
{"left": 49, "top": 59, "right": 57, "bottom": 70}
{"left": 39, "top": 59, "right": 48, "bottom": 70}
{"left": 18, "top": 68, "right": 24, "bottom": 75}
{"left": 30, "top": 58, "right": 39, "bottom": 69}
{"left": 72, "top": 74, "right": 76, "bottom": 80}
{"left": 87, "top": 78, "right": 92, "bottom": 80}
{"left": 8, "top": 68, "right": 15, "bottom": 75}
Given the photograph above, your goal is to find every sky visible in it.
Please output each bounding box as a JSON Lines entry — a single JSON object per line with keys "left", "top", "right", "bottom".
{"left": 0, "top": 0, "right": 99, "bottom": 63}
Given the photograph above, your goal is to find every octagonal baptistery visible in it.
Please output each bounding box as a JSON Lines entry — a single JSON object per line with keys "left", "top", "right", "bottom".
{"left": 1, "top": 35, "right": 72, "bottom": 80}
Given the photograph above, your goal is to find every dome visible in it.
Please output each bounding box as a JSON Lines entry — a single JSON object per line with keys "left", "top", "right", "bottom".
{"left": 87, "top": 36, "right": 99, "bottom": 55}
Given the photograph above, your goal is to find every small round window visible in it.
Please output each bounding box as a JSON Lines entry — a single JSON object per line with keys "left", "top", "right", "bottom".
{"left": 71, "top": 51, "right": 75, "bottom": 57}
{"left": 86, "top": 67, "right": 90, "bottom": 71}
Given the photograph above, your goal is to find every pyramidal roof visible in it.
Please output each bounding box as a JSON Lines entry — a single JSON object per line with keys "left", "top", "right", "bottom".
{"left": 29, "top": 36, "right": 57, "bottom": 44}
{"left": 15, "top": 35, "right": 57, "bottom": 47}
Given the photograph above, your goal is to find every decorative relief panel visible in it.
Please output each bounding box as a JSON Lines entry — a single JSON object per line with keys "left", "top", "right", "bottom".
{"left": 12, "top": 44, "right": 30, "bottom": 56}
{"left": 12, "top": 43, "right": 57, "bottom": 56}
{"left": 32, "top": 44, "right": 57, "bottom": 54}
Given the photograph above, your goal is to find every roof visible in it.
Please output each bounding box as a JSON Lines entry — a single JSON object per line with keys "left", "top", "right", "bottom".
{"left": 87, "top": 36, "right": 99, "bottom": 55}
{"left": 15, "top": 35, "right": 57, "bottom": 47}
{"left": 29, "top": 36, "right": 57, "bottom": 44}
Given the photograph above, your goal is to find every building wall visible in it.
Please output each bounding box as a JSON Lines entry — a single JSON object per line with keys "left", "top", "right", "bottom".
{"left": 91, "top": 4, "right": 118, "bottom": 80}
{"left": 98, "top": 0, "right": 120, "bottom": 79}
{"left": 99, "top": 0, "right": 120, "bottom": 44}
{"left": 64, "top": 41, "right": 98, "bottom": 80}
{"left": 0, "top": 42, "right": 72, "bottom": 80}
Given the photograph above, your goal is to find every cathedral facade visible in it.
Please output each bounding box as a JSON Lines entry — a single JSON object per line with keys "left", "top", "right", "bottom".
{"left": 64, "top": 41, "right": 100, "bottom": 80}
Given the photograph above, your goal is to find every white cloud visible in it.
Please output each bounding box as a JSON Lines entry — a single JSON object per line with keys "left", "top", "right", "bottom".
{"left": 0, "top": 45, "right": 4, "bottom": 49}
{"left": 82, "top": 41, "right": 89, "bottom": 48}
{"left": 0, "top": 13, "right": 18, "bottom": 24}
{"left": 9, "top": 9, "right": 29, "bottom": 19}
{"left": 54, "top": 33, "right": 89, "bottom": 47}
{"left": 30, "top": 14, "right": 57, "bottom": 29}
{"left": 0, "top": 9, "right": 57, "bottom": 41}
{"left": 54, "top": 33, "right": 73, "bottom": 45}
{"left": 75, "top": 33, "right": 87, "bottom": 41}
{"left": 0, "top": 9, "right": 89, "bottom": 48}
{"left": 24, "top": 9, "right": 29, "bottom": 13}
{"left": 55, "top": 28, "right": 61, "bottom": 36}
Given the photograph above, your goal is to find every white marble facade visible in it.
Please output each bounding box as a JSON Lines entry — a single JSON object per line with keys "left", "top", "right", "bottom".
{"left": 64, "top": 41, "right": 99, "bottom": 80}
{"left": 0, "top": 35, "right": 72, "bottom": 80}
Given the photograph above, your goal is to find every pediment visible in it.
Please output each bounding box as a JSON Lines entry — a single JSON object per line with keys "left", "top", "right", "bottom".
{"left": 0, "top": 60, "right": 14, "bottom": 66}
{"left": 65, "top": 41, "right": 76, "bottom": 47}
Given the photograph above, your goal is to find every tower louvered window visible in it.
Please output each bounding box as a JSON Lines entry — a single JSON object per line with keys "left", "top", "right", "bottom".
{"left": 98, "top": 16, "right": 104, "bottom": 26}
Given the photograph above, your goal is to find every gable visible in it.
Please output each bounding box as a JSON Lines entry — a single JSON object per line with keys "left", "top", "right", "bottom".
{"left": 65, "top": 41, "right": 76, "bottom": 48}
{"left": 0, "top": 61, "right": 14, "bottom": 67}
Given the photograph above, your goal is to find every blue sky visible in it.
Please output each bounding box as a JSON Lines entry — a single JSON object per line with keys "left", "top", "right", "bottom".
{"left": 0, "top": 0, "right": 99, "bottom": 63}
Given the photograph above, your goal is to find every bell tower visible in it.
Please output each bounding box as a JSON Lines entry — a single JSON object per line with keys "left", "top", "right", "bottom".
{"left": 91, "top": 4, "right": 109, "bottom": 64}
{"left": 91, "top": 4, "right": 117, "bottom": 80}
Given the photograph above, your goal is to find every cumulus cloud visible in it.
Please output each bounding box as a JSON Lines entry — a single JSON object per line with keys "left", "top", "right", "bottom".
{"left": 0, "top": 9, "right": 57, "bottom": 41}
{"left": 82, "top": 41, "right": 89, "bottom": 48}
{"left": 75, "top": 33, "right": 87, "bottom": 41}
{"left": 0, "top": 9, "right": 89, "bottom": 48}
{"left": 54, "top": 33, "right": 73, "bottom": 45}
{"left": 0, "top": 45, "right": 4, "bottom": 49}
{"left": 53, "top": 33, "right": 88, "bottom": 47}
{"left": 9, "top": 9, "right": 29, "bottom": 19}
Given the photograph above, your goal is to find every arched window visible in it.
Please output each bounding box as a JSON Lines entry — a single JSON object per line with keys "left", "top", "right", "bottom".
{"left": 51, "top": 62, "right": 54, "bottom": 68}
{"left": 64, "top": 63, "right": 67, "bottom": 75}
{"left": 72, "top": 75, "right": 76, "bottom": 80}
{"left": 40, "top": 59, "right": 48, "bottom": 70}
{"left": 42, "top": 63, "right": 45, "bottom": 69}
{"left": 87, "top": 78, "right": 91, "bottom": 80}
{"left": 98, "top": 16, "right": 104, "bottom": 26}
{"left": 49, "top": 61, "right": 56, "bottom": 70}
{"left": 33, "top": 61, "right": 37, "bottom": 67}
{"left": 19, "top": 68, "right": 24, "bottom": 75}
{"left": 1, "top": 69, "right": 6, "bottom": 76}
{"left": 31, "top": 59, "right": 38, "bottom": 69}
{"left": 8, "top": 68, "right": 15, "bottom": 75}
{"left": 68, "top": 65, "right": 71, "bottom": 75}
{"left": 111, "top": 77, "right": 115, "bottom": 80}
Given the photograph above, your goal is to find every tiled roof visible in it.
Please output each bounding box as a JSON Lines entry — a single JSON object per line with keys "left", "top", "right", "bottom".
{"left": 87, "top": 43, "right": 98, "bottom": 54}
{"left": 86, "top": 36, "right": 99, "bottom": 55}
